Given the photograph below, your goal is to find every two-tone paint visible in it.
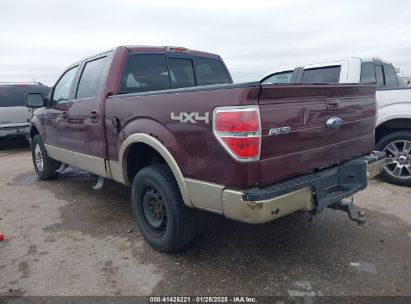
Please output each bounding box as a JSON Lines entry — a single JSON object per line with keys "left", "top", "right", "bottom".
{"left": 29, "top": 46, "right": 379, "bottom": 220}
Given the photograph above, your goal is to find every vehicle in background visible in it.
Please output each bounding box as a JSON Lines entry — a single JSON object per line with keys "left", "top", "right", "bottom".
{"left": 401, "top": 77, "right": 411, "bottom": 86}
{"left": 25, "top": 46, "right": 384, "bottom": 252}
{"left": 262, "top": 58, "right": 411, "bottom": 186}
{"left": 0, "top": 83, "right": 49, "bottom": 138}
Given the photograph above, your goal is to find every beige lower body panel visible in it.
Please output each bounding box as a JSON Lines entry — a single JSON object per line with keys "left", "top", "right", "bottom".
{"left": 184, "top": 178, "right": 224, "bottom": 214}
{"left": 108, "top": 160, "right": 125, "bottom": 184}
{"left": 45, "top": 144, "right": 107, "bottom": 177}
{"left": 222, "top": 187, "right": 315, "bottom": 224}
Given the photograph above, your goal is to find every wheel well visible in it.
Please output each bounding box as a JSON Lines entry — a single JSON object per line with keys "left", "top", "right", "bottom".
{"left": 126, "top": 142, "right": 167, "bottom": 183}
{"left": 30, "top": 126, "right": 39, "bottom": 138}
{"left": 375, "top": 119, "right": 411, "bottom": 143}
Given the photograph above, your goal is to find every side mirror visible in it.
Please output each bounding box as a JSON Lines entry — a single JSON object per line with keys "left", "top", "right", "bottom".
{"left": 25, "top": 93, "right": 45, "bottom": 108}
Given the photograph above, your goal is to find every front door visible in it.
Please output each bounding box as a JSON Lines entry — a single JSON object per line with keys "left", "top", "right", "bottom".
{"left": 44, "top": 65, "right": 79, "bottom": 150}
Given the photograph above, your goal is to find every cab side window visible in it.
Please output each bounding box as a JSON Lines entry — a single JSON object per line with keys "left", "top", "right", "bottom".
{"left": 375, "top": 65, "right": 384, "bottom": 88}
{"left": 301, "top": 66, "right": 341, "bottom": 83}
{"left": 76, "top": 57, "right": 108, "bottom": 99}
{"left": 382, "top": 63, "right": 398, "bottom": 89}
{"left": 52, "top": 66, "right": 79, "bottom": 103}
{"left": 261, "top": 71, "right": 293, "bottom": 84}
{"left": 360, "top": 62, "right": 376, "bottom": 83}
{"left": 374, "top": 63, "right": 399, "bottom": 89}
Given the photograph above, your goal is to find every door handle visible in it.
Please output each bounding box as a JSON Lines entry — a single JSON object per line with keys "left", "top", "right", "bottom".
{"left": 90, "top": 110, "right": 98, "bottom": 122}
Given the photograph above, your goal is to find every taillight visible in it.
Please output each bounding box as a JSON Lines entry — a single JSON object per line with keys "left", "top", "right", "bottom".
{"left": 213, "top": 106, "right": 261, "bottom": 161}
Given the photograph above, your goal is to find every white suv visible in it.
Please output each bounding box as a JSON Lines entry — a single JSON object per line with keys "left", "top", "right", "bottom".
{"left": 262, "top": 58, "right": 411, "bottom": 186}
{"left": 0, "top": 83, "right": 49, "bottom": 139}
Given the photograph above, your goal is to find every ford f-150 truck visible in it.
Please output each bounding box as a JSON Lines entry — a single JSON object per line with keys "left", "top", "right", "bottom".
{"left": 25, "top": 46, "right": 385, "bottom": 252}
{"left": 262, "top": 57, "right": 411, "bottom": 186}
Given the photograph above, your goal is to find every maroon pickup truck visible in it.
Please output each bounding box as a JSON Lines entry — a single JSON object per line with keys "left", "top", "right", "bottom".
{"left": 25, "top": 45, "right": 385, "bottom": 252}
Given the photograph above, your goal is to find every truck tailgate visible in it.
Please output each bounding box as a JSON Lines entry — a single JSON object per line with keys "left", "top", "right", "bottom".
{"left": 258, "top": 84, "right": 376, "bottom": 186}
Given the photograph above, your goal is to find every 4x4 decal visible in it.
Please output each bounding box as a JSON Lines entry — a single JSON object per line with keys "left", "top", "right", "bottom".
{"left": 171, "top": 112, "right": 209, "bottom": 124}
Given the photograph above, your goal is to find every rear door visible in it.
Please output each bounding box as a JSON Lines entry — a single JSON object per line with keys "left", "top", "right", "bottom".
{"left": 258, "top": 84, "right": 376, "bottom": 186}
{"left": 66, "top": 54, "right": 111, "bottom": 176}
{"left": 68, "top": 55, "right": 109, "bottom": 157}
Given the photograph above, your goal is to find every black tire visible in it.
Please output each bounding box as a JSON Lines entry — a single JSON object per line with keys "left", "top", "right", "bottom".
{"left": 31, "top": 134, "right": 61, "bottom": 180}
{"left": 131, "top": 164, "right": 198, "bottom": 252}
{"left": 376, "top": 130, "right": 411, "bottom": 187}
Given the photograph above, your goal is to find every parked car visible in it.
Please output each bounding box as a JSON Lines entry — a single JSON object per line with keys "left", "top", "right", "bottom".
{"left": 0, "top": 83, "right": 49, "bottom": 138}
{"left": 25, "top": 46, "right": 384, "bottom": 252}
{"left": 262, "top": 57, "right": 411, "bottom": 186}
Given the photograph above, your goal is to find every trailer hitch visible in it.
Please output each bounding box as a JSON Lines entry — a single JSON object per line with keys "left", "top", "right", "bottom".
{"left": 328, "top": 197, "right": 366, "bottom": 225}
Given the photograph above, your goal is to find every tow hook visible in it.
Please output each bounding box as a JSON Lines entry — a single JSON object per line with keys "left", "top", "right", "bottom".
{"left": 328, "top": 197, "right": 366, "bottom": 225}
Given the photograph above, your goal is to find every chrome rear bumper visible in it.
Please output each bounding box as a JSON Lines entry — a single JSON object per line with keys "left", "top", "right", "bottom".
{"left": 222, "top": 151, "right": 385, "bottom": 224}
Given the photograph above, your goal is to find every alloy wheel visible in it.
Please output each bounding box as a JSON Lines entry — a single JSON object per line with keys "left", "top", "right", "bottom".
{"left": 383, "top": 140, "right": 411, "bottom": 180}
{"left": 34, "top": 144, "right": 44, "bottom": 172}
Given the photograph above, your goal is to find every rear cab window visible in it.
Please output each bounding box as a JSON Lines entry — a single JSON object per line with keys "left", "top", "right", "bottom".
{"left": 382, "top": 63, "right": 398, "bottom": 89}
{"left": 119, "top": 53, "right": 231, "bottom": 94}
{"left": 194, "top": 58, "right": 231, "bottom": 85}
{"left": 121, "top": 54, "right": 170, "bottom": 94}
{"left": 374, "top": 63, "right": 399, "bottom": 89}
{"left": 301, "top": 66, "right": 341, "bottom": 83}
{"left": 168, "top": 58, "right": 195, "bottom": 89}
{"left": 360, "top": 62, "right": 376, "bottom": 83}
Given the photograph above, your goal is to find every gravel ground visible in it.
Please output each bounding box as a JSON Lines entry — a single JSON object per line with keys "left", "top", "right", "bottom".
{"left": 0, "top": 138, "right": 410, "bottom": 297}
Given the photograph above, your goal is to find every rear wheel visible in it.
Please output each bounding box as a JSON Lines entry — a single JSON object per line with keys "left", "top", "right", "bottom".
{"left": 31, "top": 135, "right": 61, "bottom": 180}
{"left": 131, "top": 164, "right": 198, "bottom": 252}
{"left": 376, "top": 131, "right": 411, "bottom": 186}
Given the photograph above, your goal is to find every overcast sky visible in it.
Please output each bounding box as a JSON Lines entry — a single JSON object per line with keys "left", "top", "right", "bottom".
{"left": 1, "top": 0, "right": 410, "bottom": 86}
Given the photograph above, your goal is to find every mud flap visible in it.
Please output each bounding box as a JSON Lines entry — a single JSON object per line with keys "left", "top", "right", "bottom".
{"left": 56, "top": 163, "right": 68, "bottom": 173}
{"left": 92, "top": 176, "right": 105, "bottom": 190}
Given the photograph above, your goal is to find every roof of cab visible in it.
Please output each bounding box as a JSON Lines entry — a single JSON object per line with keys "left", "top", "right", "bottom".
{"left": 121, "top": 45, "right": 221, "bottom": 59}
{"left": 65, "top": 45, "right": 222, "bottom": 70}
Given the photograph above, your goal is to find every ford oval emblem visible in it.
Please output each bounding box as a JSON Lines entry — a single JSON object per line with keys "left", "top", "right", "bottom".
{"left": 326, "top": 116, "right": 343, "bottom": 129}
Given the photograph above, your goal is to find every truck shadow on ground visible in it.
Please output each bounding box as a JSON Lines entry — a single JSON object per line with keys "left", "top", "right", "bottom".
{"left": 12, "top": 167, "right": 411, "bottom": 296}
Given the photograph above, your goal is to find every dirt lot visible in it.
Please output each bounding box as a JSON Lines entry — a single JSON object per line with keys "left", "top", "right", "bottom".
{"left": 0, "top": 138, "right": 410, "bottom": 296}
